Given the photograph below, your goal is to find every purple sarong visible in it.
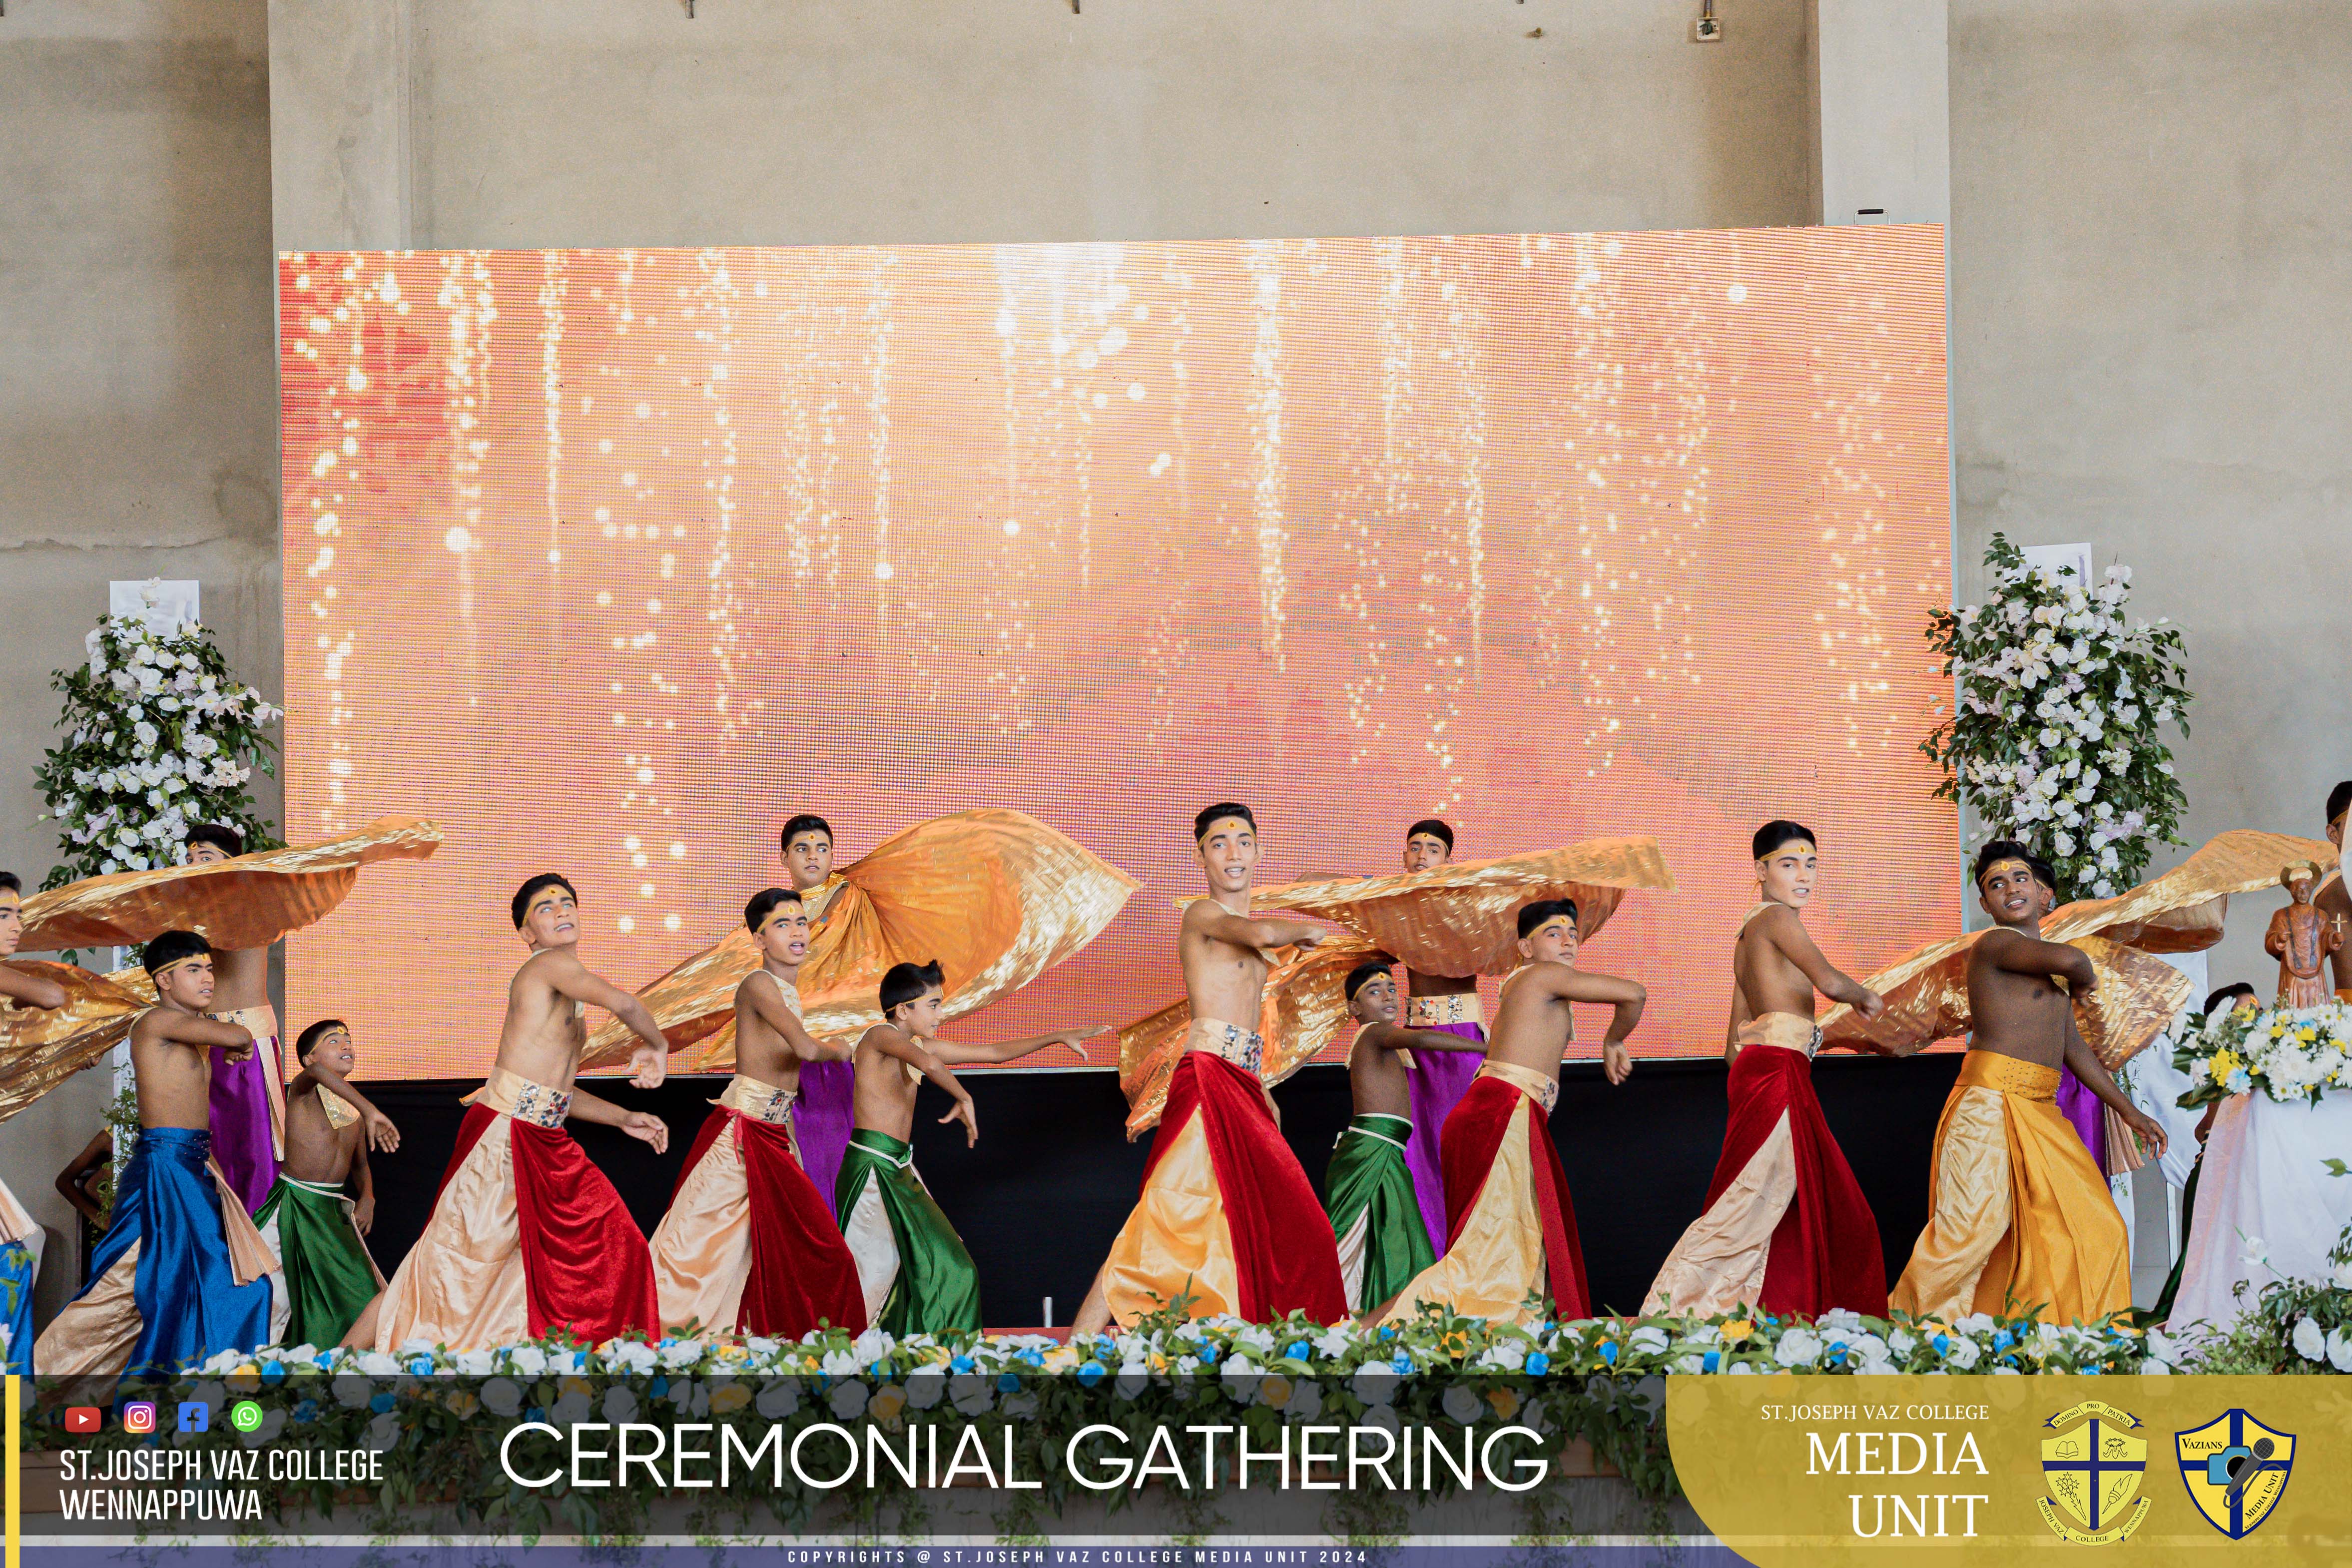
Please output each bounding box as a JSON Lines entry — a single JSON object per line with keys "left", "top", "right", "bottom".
{"left": 1402, "top": 1023, "right": 1484, "bottom": 1252}
{"left": 2054, "top": 1060, "right": 2109, "bottom": 1178}
{"left": 793, "top": 1056, "right": 857, "bottom": 1211}
{"left": 207, "top": 1037, "right": 283, "bottom": 1215}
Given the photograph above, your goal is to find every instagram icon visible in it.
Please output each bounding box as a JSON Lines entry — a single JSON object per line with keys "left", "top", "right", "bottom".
{"left": 121, "top": 1401, "right": 157, "bottom": 1435}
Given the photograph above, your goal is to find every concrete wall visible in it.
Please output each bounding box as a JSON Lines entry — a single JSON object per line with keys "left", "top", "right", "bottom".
{"left": 0, "top": 2, "right": 280, "bottom": 1317}
{"left": 1949, "top": 0, "right": 2352, "bottom": 994}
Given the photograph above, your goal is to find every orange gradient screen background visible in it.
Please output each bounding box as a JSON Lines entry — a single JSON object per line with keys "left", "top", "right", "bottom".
{"left": 278, "top": 227, "right": 1956, "bottom": 1078}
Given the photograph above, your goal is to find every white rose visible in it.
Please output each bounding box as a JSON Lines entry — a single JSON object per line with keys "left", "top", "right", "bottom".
{"left": 820, "top": 1348, "right": 861, "bottom": 1377}
{"left": 366, "top": 1412, "right": 402, "bottom": 1451}
{"left": 754, "top": 1380, "right": 800, "bottom": 1419}
{"left": 455, "top": 1349, "right": 496, "bottom": 1377}
{"left": 358, "top": 1352, "right": 401, "bottom": 1377}
{"left": 949, "top": 1375, "right": 994, "bottom": 1416}
{"left": 601, "top": 1386, "right": 638, "bottom": 1422}
{"left": 1773, "top": 1330, "right": 1822, "bottom": 1368}
{"left": 851, "top": 1328, "right": 892, "bottom": 1366}
{"left": 1441, "top": 1384, "right": 1485, "bottom": 1425}
{"left": 1352, "top": 1365, "right": 1399, "bottom": 1407}
{"left": 906, "top": 1371, "right": 947, "bottom": 1409}
{"left": 332, "top": 1375, "right": 374, "bottom": 1409}
{"left": 829, "top": 1379, "right": 870, "bottom": 1419}
{"left": 661, "top": 1339, "right": 705, "bottom": 1371}
{"left": 242, "top": 1408, "right": 290, "bottom": 1447}
{"left": 1283, "top": 1378, "right": 1324, "bottom": 1422}
{"left": 481, "top": 1379, "right": 524, "bottom": 1417}
{"left": 2291, "top": 1317, "right": 2327, "bottom": 1362}
{"left": 508, "top": 1346, "right": 548, "bottom": 1377}
{"left": 2326, "top": 1328, "right": 2352, "bottom": 1374}
{"left": 1115, "top": 1364, "right": 1151, "bottom": 1402}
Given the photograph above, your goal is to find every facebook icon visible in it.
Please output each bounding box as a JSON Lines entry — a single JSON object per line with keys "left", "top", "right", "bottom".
{"left": 177, "top": 1402, "right": 209, "bottom": 1434}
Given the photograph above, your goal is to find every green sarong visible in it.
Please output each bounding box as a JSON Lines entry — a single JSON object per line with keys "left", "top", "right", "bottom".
{"left": 2151, "top": 1151, "right": 2201, "bottom": 1323}
{"left": 253, "top": 1175, "right": 383, "bottom": 1348}
{"left": 833, "top": 1129, "right": 982, "bottom": 1335}
{"left": 1323, "top": 1114, "right": 1435, "bottom": 1313}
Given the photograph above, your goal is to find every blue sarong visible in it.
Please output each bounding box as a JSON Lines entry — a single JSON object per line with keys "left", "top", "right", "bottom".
{"left": 40, "top": 1127, "right": 276, "bottom": 1378}
{"left": 1, "top": 1236, "right": 34, "bottom": 1376}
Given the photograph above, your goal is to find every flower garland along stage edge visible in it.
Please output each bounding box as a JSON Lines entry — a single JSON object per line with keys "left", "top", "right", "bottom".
{"left": 20, "top": 1306, "right": 2202, "bottom": 1541}
{"left": 1921, "top": 532, "right": 2191, "bottom": 899}
{"left": 2173, "top": 1002, "right": 2352, "bottom": 1107}
{"left": 34, "top": 582, "right": 283, "bottom": 889}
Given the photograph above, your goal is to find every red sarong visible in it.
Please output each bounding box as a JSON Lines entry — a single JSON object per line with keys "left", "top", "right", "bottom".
{"left": 736, "top": 1113, "right": 867, "bottom": 1337}
{"left": 1439, "top": 1072, "right": 1590, "bottom": 1320}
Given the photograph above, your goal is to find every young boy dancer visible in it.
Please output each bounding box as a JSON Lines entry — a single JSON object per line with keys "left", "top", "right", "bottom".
{"left": 649, "top": 888, "right": 868, "bottom": 1337}
{"left": 1379, "top": 899, "right": 1643, "bottom": 1325}
{"left": 1890, "top": 842, "right": 2168, "bottom": 1325}
{"left": 36, "top": 931, "right": 286, "bottom": 1375}
{"left": 252, "top": 1020, "right": 397, "bottom": 1347}
{"left": 1645, "top": 821, "right": 1892, "bottom": 1318}
{"left": 352, "top": 875, "right": 672, "bottom": 1351}
{"left": 179, "top": 824, "right": 286, "bottom": 1214}
{"left": 1075, "top": 804, "right": 1350, "bottom": 1333}
{"left": 836, "top": 960, "right": 1105, "bottom": 1334}
{"left": 1, "top": 871, "right": 70, "bottom": 1372}
{"left": 1326, "top": 958, "right": 1490, "bottom": 1314}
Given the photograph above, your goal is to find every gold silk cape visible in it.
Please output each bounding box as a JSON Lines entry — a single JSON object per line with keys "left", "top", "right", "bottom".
{"left": 16, "top": 816, "right": 443, "bottom": 953}
{"left": 1813, "top": 828, "right": 2333, "bottom": 1064}
{"left": 1215, "top": 836, "right": 1677, "bottom": 978}
{"left": 581, "top": 809, "right": 1140, "bottom": 1073}
{"left": 0, "top": 963, "right": 152, "bottom": 1127}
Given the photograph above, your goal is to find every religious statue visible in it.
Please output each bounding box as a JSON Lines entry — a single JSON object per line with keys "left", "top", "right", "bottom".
{"left": 2265, "top": 862, "right": 2343, "bottom": 1009}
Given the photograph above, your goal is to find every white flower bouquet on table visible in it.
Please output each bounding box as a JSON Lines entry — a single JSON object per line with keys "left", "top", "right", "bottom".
{"left": 2174, "top": 1003, "right": 2352, "bottom": 1108}
{"left": 1921, "top": 533, "right": 2191, "bottom": 898}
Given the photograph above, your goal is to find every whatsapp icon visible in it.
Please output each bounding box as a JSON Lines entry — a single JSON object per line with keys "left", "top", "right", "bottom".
{"left": 228, "top": 1401, "right": 265, "bottom": 1434}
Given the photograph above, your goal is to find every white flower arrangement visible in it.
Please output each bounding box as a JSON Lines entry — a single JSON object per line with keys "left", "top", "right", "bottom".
{"left": 2174, "top": 1003, "right": 2352, "bottom": 1108}
{"left": 34, "top": 582, "right": 282, "bottom": 890}
{"left": 1922, "top": 534, "right": 2190, "bottom": 898}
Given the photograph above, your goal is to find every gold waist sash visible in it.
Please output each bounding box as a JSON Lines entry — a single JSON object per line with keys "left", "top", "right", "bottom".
{"left": 473, "top": 1066, "right": 572, "bottom": 1128}
{"left": 1406, "top": 993, "right": 1482, "bottom": 1029}
{"left": 1954, "top": 1050, "right": 2058, "bottom": 1101}
{"left": 1186, "top": 1018, "right": 1265, "bottom": 1076}
{"left": 1475, "top": 1057, "right": 1560, "bottom": 1115}
{"left": 1736, "top": 1012, "right": 1822, "bottom": 1059}
{"left": 206, "top": 1003, "right": 280, "bottom": 1042}
{"left": 717, "top": 1072, "right": 797, "bottom": 1126}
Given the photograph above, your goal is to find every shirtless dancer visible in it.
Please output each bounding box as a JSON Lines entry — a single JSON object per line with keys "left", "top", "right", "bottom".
{"left": 1645, "top": 820, "right": 1891, "bottom": 1318}
{"left": 351, "top": 874, "right": 671, "bottom": 1350}
{"left": 1891, "top": 841, "right": 2168, "bottom": 1324}
{"left": 252, "top": 1020, "right": 397, "bottom": 1347}
{"left": 836, "top": 960, "right": 1105, "bottom": 1334}
{"left": 1378, "top": 898, "right": 1643, "bottom": 1324}
{"left": 36, "top": 931, "right": 285, "bottom": 1375}
{"left": 1324, "top": 960, "right": 1490, "bottom": 1314}
{"left": 1074, "top": 803, "right": 1349, "bottom": 1333}
{"left": 2, "top": 871, "right": 72, "bottom": 1371}
{"left": 182, "top": 824, "right": 288, "bottom": 1213}
{"left": 649, "top": 888, "right": 867, "bottom": 1337}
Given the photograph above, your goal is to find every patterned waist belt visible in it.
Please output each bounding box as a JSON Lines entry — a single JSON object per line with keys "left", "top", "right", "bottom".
{"left": 1185, "top": 1018, "right": 1265, "bottom": 1076}
{"left": 1737, "top": 1012, "right": 1824, "bottom": 1060}
{"left": 717, "top": 1073, "right": 797, "bottom": 1126}
{"left": 1475, "top": 1058, "right": 1561, "bottom": 1115}
{"left": 474, "top": 1066, "right": 572, "bottom": 1129}
{"left": 1405, "top": 993, "right": 1482, "bottom": 1029}
{"left": 1955, "top": 1049, "right": 2060, "bottom": 1102}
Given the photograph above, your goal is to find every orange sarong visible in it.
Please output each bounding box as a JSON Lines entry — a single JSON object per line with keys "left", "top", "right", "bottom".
{"left": 1889, "top": 1051, "right": 2129, "bottom": 1324}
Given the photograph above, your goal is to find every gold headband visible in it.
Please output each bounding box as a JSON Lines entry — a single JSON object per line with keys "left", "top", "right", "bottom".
{"left": 1979, "top": 858, "right": 2037, "bottom": 885}
{"left": 149, "top": 955, "right": 207, "bottom": 983}
{"left": 1525, "top": 915, "right": 1578, "bottom": 941}
{"left": 1761, "top": 842, "right": 1816, "bottom": 862}
{"left": 757, "top": 906, "right": 806, "bottom": 935}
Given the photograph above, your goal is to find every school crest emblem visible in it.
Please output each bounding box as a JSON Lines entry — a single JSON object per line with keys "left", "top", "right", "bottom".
{"left": 2175, "top": 1410, "right": 2295, "bottom": 1539}
{"left": 2037, "top": 1400, "right": 2151, "bottom": 1545}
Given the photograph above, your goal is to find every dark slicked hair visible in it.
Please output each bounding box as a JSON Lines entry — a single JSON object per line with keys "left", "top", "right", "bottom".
{"left": 141, "top": 929, "right": 211, "bottom": 975}
{"left": 510, "top": 872, "right": 579, "bottom": 929}
{"left": 2203, "top": 982, "right": 2258, "bottom": 1017}
{"left": 1752, "top": 820, "right": 1816, "bottom": 861}
{"left": 1404, "top": 818, "right": 1455, "bottom": 852}
{"left": 1517, "top": 898, "right": 1580, "bottom": 939}
{"left": 744, "top": 886, "right": 803, "bottom": 931}
{"left": 0, "top": 871, "right": 19, "bottom": 896}
{"left": 295, "top": 1018, "right": 350, "bottom": 1063}
{"left": 880, "top": 959, "right": 945, "bottom": 1017}
{"left": 1344, "top": 958, "right": 1395, "bottom": 1002}
{"left": 779, "top": 814, "right": 834, "bottom": 854}
{"left": 1193, "top": 802, "right": 1257, "bottom": 842}
{"left": 185, "top": 823, "right": 245, "bottom": 860}
{"left": 2330, "top": 781, "right": 2352, "bottom": 828}
{"left": 1973, "top": 838, "right": 2057, "bottom": 893}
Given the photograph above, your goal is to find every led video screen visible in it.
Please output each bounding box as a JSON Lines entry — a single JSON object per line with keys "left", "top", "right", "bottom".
{"left": 279, "top": 227, "right": 1954, "bottom": 1077}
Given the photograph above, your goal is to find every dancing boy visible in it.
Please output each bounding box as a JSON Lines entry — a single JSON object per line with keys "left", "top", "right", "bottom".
{"left": 1, "top": 871, "right": 70, "bottom": 1372}
{"left": 36, "top": 931, "right": 285, "bottom": 1375}
{"left": 252, "top": 1020, "right": 396, "bottom": 1347}
{"left": 1076, "top": 804, "right": 1349, "bottom": 1333}
{"left": 183, "top": 824, "right": 289, "bottom": 1214}
{"left": 836, "top": 960, "right": 1105, "bottom": 1334}
{"left": 650, "top": 888, "right": 866, "bottom": 1337}
{"left": 1379, "top": 900, "right": 1642, "bottom": 1325}
{"left": 1390, "top": 820, "right": 1491, "bottom": 1255}
{"left": 1326, "top": 959, "right": 1489, "bottom": 1314}
{"left": 1645, "top": 821, "right": 1890, "bottom": 1318}
{"left": 770, "top": 814, "right": 859, "bottom": 1198}
{"left": 1890, "top": 842, "right": 2167, "bottom": 1325}
{"left": 352, "top": 875, "right": 671, "bottom": 1350}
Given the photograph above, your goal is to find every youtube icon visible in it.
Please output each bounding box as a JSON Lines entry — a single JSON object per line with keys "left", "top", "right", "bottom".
{"left": 64, "top": 1407, "right": 102, "bottom": 1435}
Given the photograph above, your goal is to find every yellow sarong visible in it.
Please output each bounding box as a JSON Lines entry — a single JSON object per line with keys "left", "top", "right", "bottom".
{"left": 1890, "top": 1051, "right": 2129, "bottom": 1324}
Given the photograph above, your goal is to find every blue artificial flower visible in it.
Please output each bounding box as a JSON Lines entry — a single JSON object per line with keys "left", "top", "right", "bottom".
{"left": 1829, "top": 1347, "right": 1848, "bottom": 1364}
{"left": 649, "top": 1376, "right": 669, "bottom": 1399}
{"left": 1763, "top": 1315, "right": 1779, "bottom": 1328}
{"left": 659, "top": 1335, "right": 676, "bottom": 1349}
{"left": 1701, "top": 1351, "right": 1721, "bottom": 1374}
{"left": 314, "top": 1351, "right": 337, "bottom": 1369}
{"left": 1283, "top": 1340, "right": 1310, "bottom": 1363}
{"left": 1198, "top": 1343, "right": 1220, "bottom": 1365}
{"left": 527, "top": 1407, "right": 547, "bottom": 1424}
{"left": 292, "top": 1400, "right": 319, "bottom": 1424}
{"left": 950, "top": 1355, "right": 976, "bottom": 1374}
{"left": 1076, "top": 1361, "right": 1107, "bottom": 1388}
{"left": 407, "top": 1357, "right": 435, "bottom": 1376}
{"left": 369, "top": 1393, "right": 395, "bottom": 1415}
{"left": 1379, "top": 1326, "right": 1398, "bottom": 1341}
{"left": 1991, "top": 1329, "right": 2015, "bottom": 1353}
{"left": 2081, "top": 1364, "right": 2102, "bottom": 1376}
{"left": 1599, "top": 1342, "right": 1619, "bottom": 1366}
{"left": 1525, "top": 1351, "right": 1551, "bottom": 1378}
{"left": 996, "top": 1372, "right": 1021, "bottom": 1394}
{"left": 1391, "top": 1353, "right": 1413, "bottom": 1375}
{"left": 1931, "top": 1334, "right": 1950, "bottom": 1355}
{"left": 1022, "top": 1350, "right": 1045, "bottom": 1369}
{"left": 871, "top": 1360, "right": 895, "bottom": 1382}
{"left": 260, "top": 1361, "right": 287, "bottom": 1385}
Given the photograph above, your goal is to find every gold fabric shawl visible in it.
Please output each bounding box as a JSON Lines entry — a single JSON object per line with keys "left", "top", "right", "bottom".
{"left": 17, "top": 816, "right": 444, "bottom": 953}
{"left": 1223, "top": 836, "right": 1676, "bottom": 978}
{"left": 0, "top": 963, "right": 151, "bottom": 1126}
{"left": 581, "top": 809, "right": 1140, "bottom": 1073}
{"left": 1814, "top": 829, "right": 2333, "bottom": 1066}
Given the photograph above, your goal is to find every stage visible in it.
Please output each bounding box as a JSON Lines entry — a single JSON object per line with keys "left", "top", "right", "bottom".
{"left": 350, "top": 1051, "right": 1966, "bottom": 1329}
